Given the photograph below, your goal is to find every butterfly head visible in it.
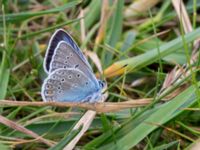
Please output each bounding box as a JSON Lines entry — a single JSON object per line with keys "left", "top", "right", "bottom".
{"left": 98, "top": 80, "right": 106, "bottom": 89}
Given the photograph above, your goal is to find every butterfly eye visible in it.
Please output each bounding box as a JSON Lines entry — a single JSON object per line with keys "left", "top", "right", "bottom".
{"left": 99, "top": 80, "right": 105, "bottom": 88}
{"left": 70, "top": 53, "right": 73, "bottom": 57}
{"left": 66, "top": 56, "right": 70, "bottom": 59}
{"left": 61, "top": 78, "right": 65, "bottom": 82}
{"left": 64, "top": 65, "right": 67, "bottom": 68}
{"left": 58, "top": 86, "right": 61, "bottom": 90}
{"left": 65, "top": 61, "right": 68, "bottom": 64}
{"left": 68, "top": 75, "right": 72, "bottom": 79}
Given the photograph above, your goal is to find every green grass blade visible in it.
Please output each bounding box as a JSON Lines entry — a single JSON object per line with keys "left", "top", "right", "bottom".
{"left": 153, "top": 140, "right": 179, "bottom": 150}
{"left": 84, "top": 84, "right": 198, "bottom": 149}
{"left": 0, "top": 143, "right": 10, "bottom": 150}
{"left": 0, "top": 0, "right": 80, "bottom": 23}
{"left": 123, "top": 27, "right": 200, "bottom": 70}
{"left": 82, "top": 0, "right": 101, "bottom": 30}
{"left": 19, "top": 18, "right": 81, "bottom": 39}
{"left": 48, "top": 126, "right": 82, "bottom": 150}
{"left": 104, "top": 0, "right": 124, "bottom": 66}
{"left": 0, "top": 65, "right": 10, "bottom": 99}
{"left": 0, "top": 5, "right": 10, "bottom": 99}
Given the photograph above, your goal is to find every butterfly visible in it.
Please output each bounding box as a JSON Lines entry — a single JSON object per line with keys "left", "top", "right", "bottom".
{"left": 41, "top": 29, "right": 105, "bottom": 102}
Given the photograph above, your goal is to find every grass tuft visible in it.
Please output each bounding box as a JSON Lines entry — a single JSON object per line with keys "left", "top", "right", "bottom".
{"left": 0, "top": 1, "right": 200, "bottom": 149}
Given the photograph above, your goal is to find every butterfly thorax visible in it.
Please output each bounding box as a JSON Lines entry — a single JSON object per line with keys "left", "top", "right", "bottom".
{"left": 83, "top": 85, "right": 104, "bottom": 102}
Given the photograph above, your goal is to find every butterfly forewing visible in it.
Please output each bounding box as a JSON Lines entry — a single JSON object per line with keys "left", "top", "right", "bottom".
{"left": 44, "top": 29, "right": 91, "bottom": 73}
{"left": 49, "top": 41, "right": 98, "bottom": 87}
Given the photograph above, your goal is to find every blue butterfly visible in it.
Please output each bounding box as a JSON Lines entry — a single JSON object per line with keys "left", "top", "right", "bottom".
{"left": 41, "top": 29, "right": 105, "bottom": 102}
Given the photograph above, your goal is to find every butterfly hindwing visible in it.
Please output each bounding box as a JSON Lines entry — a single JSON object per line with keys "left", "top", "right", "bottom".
{"left": 41, "top": 68, "right": 100, "bottom": 102}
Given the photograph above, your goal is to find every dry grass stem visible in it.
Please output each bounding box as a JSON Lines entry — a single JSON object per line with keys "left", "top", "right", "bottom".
{"left": 0, "top": 98, "right": 152, "bottom": 112}
{"left": 0, "top": 115, "right": 54, "bottom": 147}
{"left": 160, "top": 0, "right": 200, "bottom": 95}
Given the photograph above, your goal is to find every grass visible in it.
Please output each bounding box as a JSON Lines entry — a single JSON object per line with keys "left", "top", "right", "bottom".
{"left": 0, "top": 0, "right": 200, "bottom": 150}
